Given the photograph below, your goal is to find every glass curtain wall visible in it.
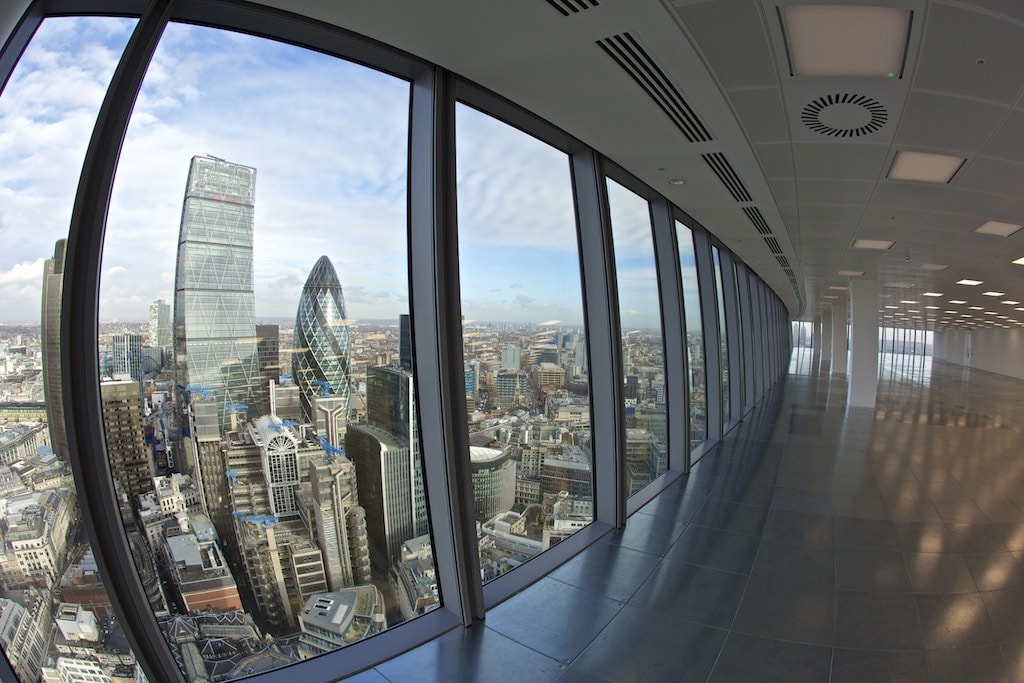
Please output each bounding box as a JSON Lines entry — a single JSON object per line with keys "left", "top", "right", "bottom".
{"left": 454, "top": 103, "right": 593, "bottom": 583}
{"left": 675, "top": 222, "right": 707, "bottom": 452}
{"left": 0, "top": 17, "right": 148, "bottom": 683}
{"left": 94, "top": 22, "right": 438, "bottom": 679}
{"left": 711, "top": 246, "right": 730, "bottom": 426}
{"left": 606, "top": 179, "right": 667, "bottom": 498}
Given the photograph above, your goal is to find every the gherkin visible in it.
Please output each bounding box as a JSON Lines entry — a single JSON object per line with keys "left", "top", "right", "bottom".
{"left": 293, "top": 255, "right": 351, "bottom": 423}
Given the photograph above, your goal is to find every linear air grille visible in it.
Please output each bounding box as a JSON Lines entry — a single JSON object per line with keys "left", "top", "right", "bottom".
{"left": 701, "top": 153, "right": 752, "bottom": 202}
{"left": 776, "top": 255, "right": 791, "bottom": 268}
{"left": 597, "top": 33, "right": 712, "bottom": 143}
{"left": 743, "top": 206, "right": 773, "bottom": 235}
{"left": 546, "top": 0, "right": 599, "bottom": 15}
{"left": 764, "top": 236, "right": 784, "bottom": 255}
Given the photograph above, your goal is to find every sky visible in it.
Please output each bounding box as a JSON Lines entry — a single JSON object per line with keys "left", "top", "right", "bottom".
{"left": 0, "top": 15, "right": 698, "bottom": 329}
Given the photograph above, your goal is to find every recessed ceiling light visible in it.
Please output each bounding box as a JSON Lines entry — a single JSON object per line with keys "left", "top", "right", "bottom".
{"left": 884, "top": 305, "right": 898, "bottom": 309}
{"left": 957, "top": 279, "right": 983, "bottom": 286}
{"left": 823, "top": 295, "right": 838, "bottom": 299}
{"left": 888, "top": 150, "right": 965, "bottom": 183}
{"left": 925, "top": 306, "right": 940, "bottom": 310}
{"left": 1013, "top": 257, "right": 1024, "bottom": 266}
{"left": 917, "top": 263, "right": 949, "bottom": 271}
{"left": 921, "top": 292, "right": 942, "bottom": 297}
{"left": 780, "top": 5, "right": 911, "bottom": 77}
{"left": 852, "top": 239, "right": 894, "bottom": 250}
{"left": 944, "top": 310, "right": 957, "bottom": 314}
{"left": 899, "top": 300, "right": 917, "bottom": 304}
{"left": 983, "top": 291, "right": 1005, "bottom": 297}
{"left": 1002, "top": 300, "right": 1020, "bottom": 305}
{"left": 829, "top": 285, "right": 848, "bottom": 290}
{"left": 837, "top": 269, "right": 865, "bottom": 276}
{"left": 907, "top": 309, "right": 920, "bottom": 313}
{"left": 975, "top": 220, "right": 1022, "bottom": 237}
{"left": 949, "top": 300, "right": 966, "bottom": 304}
{"left": 969, "top": 306, "right": 984, "bottom": 310}
{"left": 668, "top": 179, "right": 686, "bottom": 186}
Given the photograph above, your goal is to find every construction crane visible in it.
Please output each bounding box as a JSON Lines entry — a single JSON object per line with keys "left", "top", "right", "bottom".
{"left": 312, "top": 379, "right": 333, "bottom": 397}
{"left": 281, "top": 420, "right": 298, "bottom": 428}
{"left": 225, "top": 470, "right": 238, "bottom": 485}
{"left": 244, "top": 514, "right": 278, "bottom": 528}
{"left": 316, "top": 434, "right": 346, "bottom": 464}
{"left": 225, "top": 403, "right": 248, "bottom": 412}
{"left": 232, "top": 511, "right": 248, "bottom": 519}
{"left": 185, "top": 385, "right": 213, "bottom": 401}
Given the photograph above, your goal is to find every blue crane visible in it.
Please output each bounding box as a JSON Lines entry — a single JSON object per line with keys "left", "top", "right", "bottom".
{"left": 316, "top": 434, "right": 346, "bottom": 464}
{"left": 312, "top": 380, "right": 333, "bottom": 397}
{"left": 225, "top": 403, "right": 248, "bottom": 412}
{"left": 225, "top": 470, "right": 238, "bottom": 485}
{"left": 232, "top": 511, "right": 248, "bottom": 519}
{"left": 244, "top": 514, "right": 278, "bottom": 528}
{"left": 185, "top": 385, "right": 213, "bottom": 401}
{"left": 281, "top": 420, "right": 299, "bottom": 428}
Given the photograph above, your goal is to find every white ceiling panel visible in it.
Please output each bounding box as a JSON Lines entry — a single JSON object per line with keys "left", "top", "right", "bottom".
{"left": 895, "top": 92, "right": 1008, "bottom": 153}
{"left": 793, "top": 142, "right": 890, "bottom": 180}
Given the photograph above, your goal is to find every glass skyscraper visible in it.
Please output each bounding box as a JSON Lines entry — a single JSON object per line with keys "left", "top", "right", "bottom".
{"left": 293, "top": 255, "right": 351, "bottom": 424}
{"left": 173, "top": 155, "right": 260, "bottom": 435}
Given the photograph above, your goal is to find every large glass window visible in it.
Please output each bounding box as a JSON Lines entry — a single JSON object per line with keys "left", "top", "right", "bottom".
{"left": 711, "top": 246, "right": 730, "bottom": 425}
{"left": 455, "top": 104, "right": 593, "bottom": 582}
{"left": 606, "top": 180, "right": 667, "bottom": 496}
{"left": 0, "top": 17, "right": 147, "bottom": 683}
{"left": 97, "top": 23, "right": 438, "bottom": 678}
{"left": 675, "top": 222, "right": 707, "bottom": 451}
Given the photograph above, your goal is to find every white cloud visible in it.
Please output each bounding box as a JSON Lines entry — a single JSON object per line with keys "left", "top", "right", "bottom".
{"left": 0, "top": 258, "right": 45, "bottom": 284}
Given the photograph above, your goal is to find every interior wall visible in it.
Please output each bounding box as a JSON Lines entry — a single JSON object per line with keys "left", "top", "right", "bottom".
{"left": 934, "top": 328, "right": 1024, "bottom": 381}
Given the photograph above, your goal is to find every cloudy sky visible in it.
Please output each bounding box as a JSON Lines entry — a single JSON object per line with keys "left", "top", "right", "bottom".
{"left": 0, "top": 15, "right": 683, "bottom": 330}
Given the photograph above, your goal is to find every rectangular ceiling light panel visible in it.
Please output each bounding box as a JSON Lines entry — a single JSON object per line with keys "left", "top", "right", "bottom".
{"left": 975, "top": 220, "right": 1022, "bottom": 237}
{"left": 781, "top": 5, "right": 911, "bottom": 77}
{"left": 853, "top": 239, "right": 894, "bottom": 250}
{"left": 888, "top": 151, "right": 965, "bottom": 183}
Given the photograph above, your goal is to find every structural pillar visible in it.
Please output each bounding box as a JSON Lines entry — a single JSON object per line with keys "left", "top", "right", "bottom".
{"left": 811, "top": 314, "right": 822, "bottom": 356}
{"left": 821, "top": 307, "right": 833, "bottom": 363}
{"left": 832, "top": 297, "right": 849, "bottom": 375}
{"left": 848, "top": 279, "right": 879, "bottom": 408}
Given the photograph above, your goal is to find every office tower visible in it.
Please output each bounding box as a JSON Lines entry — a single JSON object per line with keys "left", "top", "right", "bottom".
{"left": 469, "top": 446, "right": 516, "bottom": 523}
{"left": 256, "top": 323, "right": 280, "bottom": 415}
{"left": 111, "top": 333, "right": 143, "bottom": 382}
{"left": 293, "top": 255, "right": 351, "bottom": 425}
{"left": 500, "top": 344, "right": 521, "bottom": 370}
{"left": 100, "top": 380, "right": 155, "bottom": 523}
{"left": 173, "top": 155, "right": 260, "bottom": 435}
{"left": 148, "top": 299, "right": 171, "bottom": 349}
{"left": 399, "top": 313, "right": 413, "bottom": 372}
{"left": 298, "top": 459, "right": 371, "bottom": 591}
{"left": 41, "top": 239, "right": 68, "bottom": 462}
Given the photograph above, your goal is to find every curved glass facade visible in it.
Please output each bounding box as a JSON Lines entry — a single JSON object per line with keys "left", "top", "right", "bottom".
{"left": 0, "top": 3, "right": 792, "bottom": 682}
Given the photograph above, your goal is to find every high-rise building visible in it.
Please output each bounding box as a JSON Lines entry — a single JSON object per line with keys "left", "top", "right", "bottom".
{"left": 398, "top": 313, "right": 413, "bottom": 372}
{"left": 111, "top": 333, "right": 143, "bottom": 382}
{"left": 500, "top": 345, "right": 521, "bottom": 370}
{"left": 41, "top": 239, "right": 67, "bottom": 462}
{"left": 173, "top": 155, "right": 260, "bottom": 436}
{"left": 100, "top": 380, "right": 155, "bottom": 523}
{"left": 256, "top": 323, "right": 280, "bottom": 415}
{"left": 469, "top": 446, "right": 516, "bottom": 523}
{"left": 293, "top": 255, "right": 351, "bottom": 425}
{"left": 148, "top": 299, "right": 171, "bottom": 349}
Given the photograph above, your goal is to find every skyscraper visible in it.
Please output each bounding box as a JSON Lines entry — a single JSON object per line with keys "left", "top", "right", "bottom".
{"left": 148, "top": 299, "right": 171, "bottom": 349}
{"left": 111, "top": 333, "right": 143, "bottom": 382}
{"left": 173, "top": 155, "right": 260, "bottom": 436}
{"left": 398, "top": 313, "right": 413, "bottom": 372}
{"left": 256, "top": 323, "right": 280, "bottom": 416}
{"left": 100, "top": 380, "right": 155, "bottom": 525}
{"left": 293, "top": 255, "right": 351, "bottom": 425}
{"left": 41, "top": 239, "right": 67, "bottom": 462}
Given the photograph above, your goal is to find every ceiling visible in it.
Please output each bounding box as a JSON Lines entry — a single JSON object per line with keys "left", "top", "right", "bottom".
{"left": 259, "top": 0, "right": 1024, "bottom": 330}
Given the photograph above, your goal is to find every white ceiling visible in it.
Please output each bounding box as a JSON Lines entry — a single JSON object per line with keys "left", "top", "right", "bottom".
{"left": 259, "top": 0, "right": 1024, "bottom": 330}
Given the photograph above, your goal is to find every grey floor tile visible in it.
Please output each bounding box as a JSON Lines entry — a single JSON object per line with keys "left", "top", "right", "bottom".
{"left": 603, "top": 509, "right": 688, "bottom": 556}
{"left": 833, "top": 517, "right": 901, "bottom": 549}
{"left": 691, "top": 498, "right": 770, "bottom": 536}
{"left": 663, "top": 524, "right": 761, "bottom": 574}
{"left": 629, "top": 561, "right": 747, "bottom": 628}
{"left": 752, "top": 536, "right": 835, "bottom": 588}
{"left": 893, "top": 522, "right": 957, "bottom": 553}
{"left": 548, "top": 539, "right": 660, "bottom": 603}
{"left": 834, "top": 591, "right": 923, "bottom": 650}
{"left": 963, "top": 551, "right": 1024, "bottom": 591}
{"left": 903, "top": 551, "right": 979, "bottom": 593}
{"left": 830, "top": 648, "right": 928, "bottom": 683}
{"left": 565, "top": 605, "right": 727, "bottom": 683}
{"left": 835, "top": 545, "right": 912, "bottom": 593}
{"left": 708, "top": 633, "right": 831, "bottom": 682}
{"left": 947, "top": 522, "right": 1016, "bottom": 552}
{"left": 916, "top": 592, "right": 997, "bottom": 649}
{"left": 926, "top": 644, "right": 1010, "bottom": 683}
{"left": 981, "top": 588, "right": 1024, "bottom": 642}
{"left": 732, "top": 575, "right": 834, "bottom": 646}
{"left": 762, "top": 509, "right": 834, "bottom": 545}
{"left": 375, "top": 624, "right": 564, "bottom": 683}
{"left": 485, "top": 578, "right": 623, "bottom": 663}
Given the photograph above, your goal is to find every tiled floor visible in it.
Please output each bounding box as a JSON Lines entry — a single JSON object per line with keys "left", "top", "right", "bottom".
{"left": 358, "top": 355, "right": 1024, "bottom": 681}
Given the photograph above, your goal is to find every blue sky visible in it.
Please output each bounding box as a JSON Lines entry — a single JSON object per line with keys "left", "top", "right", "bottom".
{"left": 0, "top": 16, "right": 698, "bottom": 328}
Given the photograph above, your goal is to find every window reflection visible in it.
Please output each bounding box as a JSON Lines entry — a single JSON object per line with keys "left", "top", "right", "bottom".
{"left": 455, "top": 104, "right": 594, "bottom": 582}
{"left": 606, "top": 180, "right": 667, "bottom": 496}
{"left": 675, "top": 222, "right": 707, "bottom": 451}
{"left": 97, "top": 23, "right": 436, "bottom": 680}
{"left": 0, "top": 16, "right": 145, "bottom": 683}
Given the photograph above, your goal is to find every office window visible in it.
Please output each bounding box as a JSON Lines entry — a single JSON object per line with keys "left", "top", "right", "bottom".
{"left": 455, "top": 103, "right": 594, "bottom": 582}
{"left": 96, "top": 22, "right": 439, "bottom": 677}
{"left": 711, "top": 246, "right": 730, "bottom": 425}
{"left": 675, "top": 222, "right": 707, "bottom": 451}
{"left": 606, "top": 180, "right": 667, "bottom": 496}
{"left": 0, "top": 16, "right": 146, "bottom": 683}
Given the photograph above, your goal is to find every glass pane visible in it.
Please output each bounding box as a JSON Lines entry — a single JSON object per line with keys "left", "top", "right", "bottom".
{"left": 675, "top": 223, "right": 706, "bottom": 451}
{"left": 455, "top": 104, "right": 593, "bottom": 583}
{"left": 606, "top": 180, "right": 667, "bottom": 496}
{"left": 0, "top": 16, "right": 147, "bottom": 683}
{"left": 712, "top": 246, "right": 729, "bottom": 424}
{"left": 98, "top": 23, "right": 438, "bottom": 679}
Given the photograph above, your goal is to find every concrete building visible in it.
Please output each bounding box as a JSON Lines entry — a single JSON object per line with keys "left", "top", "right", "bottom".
{"left": 296, "top": 587, "right": 385, "bottom": 658}
{"left": 468, "top": 446, "right": 516, "bottom": 523}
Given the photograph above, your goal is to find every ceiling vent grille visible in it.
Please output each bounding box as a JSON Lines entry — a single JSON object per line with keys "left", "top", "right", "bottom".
{"left": 801, "top": 93, "right": 887, "bottom": 138}
{"left": 545, "top": 0, "right": 599, "bottom": 15}
{"left": 764, "top": 236, "right": 784, "bottom": 255}
{"left": 776, "top": 255, "right": 791, "bottom": 268}
{"left": 596, "top": 33, "right": 712, "bottom": 143}
{"left": 701, "top": 153, "right": 752, "bottom": 202}
{"left": 743, "top": 206, "right": 773, "bottom": 236}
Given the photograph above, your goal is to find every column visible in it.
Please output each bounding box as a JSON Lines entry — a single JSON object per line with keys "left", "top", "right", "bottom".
{"left": 848, "top": 279, "right": 879, "bottom": 408}
{"left": 821, "top": 307, "right": 833, "bottom": 364}
{"left": 832, "top": 297, "right": 849, "bottom": 375}
{"left": 811, "top": 314, "right": 822, "bottom": 356}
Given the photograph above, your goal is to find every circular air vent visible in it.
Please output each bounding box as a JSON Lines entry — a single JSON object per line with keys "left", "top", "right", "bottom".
{"left": 801, "top": 93, "right": 887, "bottom": 138}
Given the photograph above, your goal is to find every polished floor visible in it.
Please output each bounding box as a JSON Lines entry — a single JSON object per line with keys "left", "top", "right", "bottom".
{"left": 352, "top": 353, "right": 1024, "bottom": 681}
